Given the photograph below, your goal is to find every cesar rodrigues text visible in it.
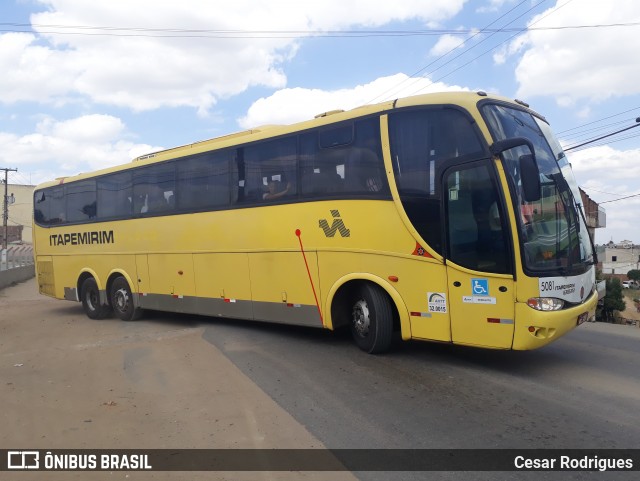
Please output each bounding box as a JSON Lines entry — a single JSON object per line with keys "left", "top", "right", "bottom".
{"left": 515, "top": 455, "right": 633, "bottom": 471}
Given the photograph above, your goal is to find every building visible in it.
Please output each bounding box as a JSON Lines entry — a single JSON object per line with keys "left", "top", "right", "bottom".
{"left": 601, "top": 245, "right": 639, "bottom": 277}
{"left": 615, "top": 239, "right": 634, "bottom": 249}
{"left": 580, "top": 188, "right": 606, "bottom": 243}
{"left": 3, "top": 184, "right": 35, "bottom": 244}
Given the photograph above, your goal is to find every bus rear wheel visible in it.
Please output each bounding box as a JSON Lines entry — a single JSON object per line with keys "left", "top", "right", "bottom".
{"left": 80, "top": 277, "right": 111, "bottom": 320}
{"left": 110, "top": 277, "right": 143, "bottom": 322}
{"left": 350, "top": 283, "right": 393, "bottom": 354}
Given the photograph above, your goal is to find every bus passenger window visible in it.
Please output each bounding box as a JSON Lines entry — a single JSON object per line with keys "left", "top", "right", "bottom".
{"left": 300, "top": 118, "right": 387, "bottom": 198}
{"left": 35, "top": 186, "right": 65, "bottom": 225}
{"left": 97, "top": 172, "right": 132, "bottom": 219}
{"left": 242, "top": 136, "right": 297, "bottom": 204}
{"left": 66, "top": 180, "right": 97, "bottom": 222}
{"left": 177, "top": 150, "right": 231, "bottom": 211}
{"left": 133, "top": 162, "right": 176, "bottom": 216}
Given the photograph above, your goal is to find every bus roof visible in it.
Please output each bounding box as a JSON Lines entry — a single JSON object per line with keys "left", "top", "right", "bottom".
{"left": 35, "top": 91, "right": 523, "bottom": 190}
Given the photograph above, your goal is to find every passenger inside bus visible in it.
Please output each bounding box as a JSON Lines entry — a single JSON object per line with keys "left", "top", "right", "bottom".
{"left": 263, "top": 180, "right": 291, "bottom": 200}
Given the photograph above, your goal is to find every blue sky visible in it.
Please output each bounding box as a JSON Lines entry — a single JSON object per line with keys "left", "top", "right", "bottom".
{"left": 1, "top": 0, "right": 639, "bottom": 244}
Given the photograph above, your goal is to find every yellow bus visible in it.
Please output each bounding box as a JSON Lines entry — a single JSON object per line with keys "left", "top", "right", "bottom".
{"left": 33, "top": 91, "right": 598, "bottom": 353}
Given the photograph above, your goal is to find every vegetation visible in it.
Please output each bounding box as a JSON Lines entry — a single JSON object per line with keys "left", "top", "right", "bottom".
{"left": 627, "top": 269, "right": 640, "bottom": 282}
{"left": 599, "top": 278, "right": 626, "bottom": 322}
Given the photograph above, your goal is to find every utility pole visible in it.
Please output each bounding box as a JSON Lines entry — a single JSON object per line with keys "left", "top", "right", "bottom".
{"left": 2, "top": 167, "right": 18, "bottom": 250}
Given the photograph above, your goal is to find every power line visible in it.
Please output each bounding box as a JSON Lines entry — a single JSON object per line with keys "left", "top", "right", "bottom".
{"left": 367, "top": 0, "right": 544, "bottom": 104}
{"left": 406, "top": 0, "right": 576, "bottom": 98}
{"left": 559, "top": 117, "right": 637, "bottom": 144}
{"left": 599, "top": 192, "right": 640, "bottom": 204}
{"left": 1, "top": 21, "right": 638, "bottom": 39}
{"left": 556, "top": 106, "right": 640, "bottom": 135}
{"left": 567, "top": 131, "right": 640, "bottom": 153}
{"left": 564, "top": 118, "right": 640, "bottom": 151}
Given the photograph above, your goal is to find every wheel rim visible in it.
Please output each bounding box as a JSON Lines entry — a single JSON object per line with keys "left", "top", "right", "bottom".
{"left": 114, "top": 288, "right": 130, "bottom": 313}
{"left": 87, "top": 291, "right": 99, "bottom": 311}
{"left": 352, "top": 299, "right": 370, "bottom": 338}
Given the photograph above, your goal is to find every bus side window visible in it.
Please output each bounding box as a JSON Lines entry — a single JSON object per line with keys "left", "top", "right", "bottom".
{"left": 343, "top": 118, "right": 387, "bottom": 195}
{"left": 97, "top": 172, "right": 132, "bottom": 220}
{"left": 66, "top": 180, "right": 97, "bottom": 222}
{"left": 34, "top": 188, "right": 64, "bottom": 226}
{"left": 242, "top": 136, "right": 297, "bottom": 204}
{"left": 389, "top": 108, "right": 485, "bottom": 256}
{"left": 133, "top": 162, "right": 176, "bottom": 216}
{"left": 177, "top": 150, "right": 231, "bottom": 211}
{"left": 301, "top": 119, "right": 386, "bottom": 198}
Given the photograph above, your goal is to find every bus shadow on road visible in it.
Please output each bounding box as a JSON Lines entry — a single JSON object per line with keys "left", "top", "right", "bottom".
{"left": 55, "top": 302, "right": 578, "bottom": 378}
{"left": 397, "top": 337, "right": 574, "bottom": 377}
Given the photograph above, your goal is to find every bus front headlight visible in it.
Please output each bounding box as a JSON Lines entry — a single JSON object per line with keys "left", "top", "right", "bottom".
{"left": 527, "top": 297, "right": 565, "bottom": 311}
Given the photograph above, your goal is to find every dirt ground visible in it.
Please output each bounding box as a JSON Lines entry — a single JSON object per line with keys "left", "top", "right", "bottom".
{"left": 620, "top": 290, "right": 640, "bottom": 323}
{"left": 0, "top": 278, "right": 357, "bottom": 481}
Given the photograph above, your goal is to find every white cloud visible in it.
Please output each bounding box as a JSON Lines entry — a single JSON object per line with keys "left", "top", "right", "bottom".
{"left": 430, "top": 34, "right": 467, "bottom": 57}
{"left": 476, "top": 0, "right": 516, "bottom": 14}
{"left": 2, "top": 114, "right": 162, "bottom": 184}
{"left": 568, "top": 145, "right": 640, "bottom": 244}
{"left": 238, "top": 73, "right": 471, "bottom": 128}
{"left": 509, "top": 0, "right": 640, "bottom": 105}
{"left": 0, "top": 0, "right": 465, "bottom": 114}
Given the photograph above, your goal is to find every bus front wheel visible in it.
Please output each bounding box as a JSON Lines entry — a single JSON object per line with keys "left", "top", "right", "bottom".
{"left": 110, "top": 277, "right": 143, "bottom": 322}
{"left": 80, "top": 277, "right": 111, "bottom": 320}
{"left": 350, "top": 283, "right": 393, "bottom": 354}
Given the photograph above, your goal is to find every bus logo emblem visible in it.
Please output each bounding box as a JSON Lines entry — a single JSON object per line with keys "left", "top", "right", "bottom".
{"left": 319, "top": 210, "right": 351, "bottom": 238}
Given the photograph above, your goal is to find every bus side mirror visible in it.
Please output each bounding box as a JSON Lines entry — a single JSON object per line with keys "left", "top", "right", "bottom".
{"left": 519, "top": 154, "right": 541, "bottom": 202}
{"left": 489, "top": 137, "right": 535, "bottom": 157}
{"left": 489, "top": 137, "right": 541, "bottom": 202}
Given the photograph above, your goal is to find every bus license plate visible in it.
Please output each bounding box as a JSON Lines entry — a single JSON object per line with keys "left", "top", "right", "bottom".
{"left": 577, "top": 312, "right": 588, "bottom": 325}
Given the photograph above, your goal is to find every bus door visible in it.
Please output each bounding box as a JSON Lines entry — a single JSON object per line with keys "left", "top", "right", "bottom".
{"left": 443, "top": 160, "right": 515, "bottom": 349}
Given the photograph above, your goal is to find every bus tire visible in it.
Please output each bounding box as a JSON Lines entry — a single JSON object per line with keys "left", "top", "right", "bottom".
{"left": 80, "top": 277, "right": 111, "bottom": 320}
{"left": 350, "top": 283, "right": 393, "bottom": 354}
{"left": 110, "top": 276, "right": 143, "bottom": 322}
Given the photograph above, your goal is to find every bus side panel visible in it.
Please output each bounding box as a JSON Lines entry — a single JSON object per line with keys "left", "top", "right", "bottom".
{"left": 36, "top": 256, "right": 55, "bottom": 298}
{"left": 51, "top": 254, "right": 137, "bottom": 301}
{"left": 135, "top": 254, "right": 149, "bottom": 294}
{"left": 248, "top": 252, "right": 323, "bottom": 328}
{"left": 146, "top": 253, "right": 196, "bottom": 314}
{"left": 192, "top": 253, "right": 253, "bottom": 320}
{"left": 317, "top": 251, "right": 451, "bottom": 342}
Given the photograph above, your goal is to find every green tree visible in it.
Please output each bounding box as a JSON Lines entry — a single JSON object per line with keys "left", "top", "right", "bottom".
{"left": 601, "top": 278, "right": 626, "bottom": 322}
{"left": 627, "top": 269, "right": 640, "bottom": 282}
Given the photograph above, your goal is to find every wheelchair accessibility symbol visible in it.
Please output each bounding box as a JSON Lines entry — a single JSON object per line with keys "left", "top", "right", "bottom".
{"left": 472, "top": 278, "right": 489, "bottom": 296}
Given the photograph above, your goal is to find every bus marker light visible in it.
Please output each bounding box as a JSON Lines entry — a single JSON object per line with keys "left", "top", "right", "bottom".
{"left": 223, "top": 298, "right": 236, "bottom": 303}
{"left": 528, "top": 326, "right": 536, "bottom": 333}
{"left": 388, "top": 276, "right": 399, "bottom": 282}
{"left": 410, "top": 312, "right": 432, "bottom": 318}
{"left": 487, "top": 318, "right": 513, "bottom": 324}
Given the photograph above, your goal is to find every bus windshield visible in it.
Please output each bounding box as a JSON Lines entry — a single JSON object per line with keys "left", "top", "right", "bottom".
{"left": 482, "top": 103, "right": 594, "bottom": 275}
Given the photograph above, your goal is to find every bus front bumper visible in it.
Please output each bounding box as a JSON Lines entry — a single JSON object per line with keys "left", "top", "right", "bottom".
{"left": 512, "top": 290, "right": 598, "bottom": 350}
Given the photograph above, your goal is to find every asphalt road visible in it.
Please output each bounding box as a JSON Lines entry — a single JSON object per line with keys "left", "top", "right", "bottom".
{"left": 201, "top": 318, "right": 640, "bottom": 480}
{"left": 3, "top": 278, "right": 639, "bottom": 480}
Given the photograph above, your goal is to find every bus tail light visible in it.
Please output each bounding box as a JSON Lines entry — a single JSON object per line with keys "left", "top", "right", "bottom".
{"left": 527, "top": 297, "right": 564, "bottom": 311}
